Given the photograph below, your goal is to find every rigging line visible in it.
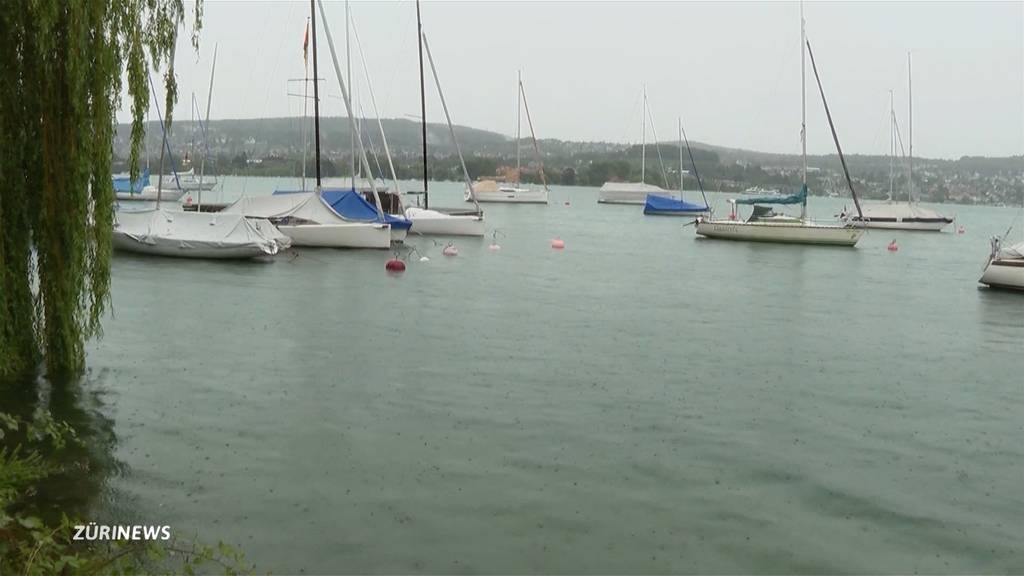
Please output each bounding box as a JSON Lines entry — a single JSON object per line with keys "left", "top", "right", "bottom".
{"left": 350, "top": 8, "right": 402, "bottom": 194}
{"left": 805, "top": 37, "right": 862, "bottom": 219}
{"left": 680, "top": 117, "right": 709, "bottom": 209}
{"left": 644, "top": 97, "right": 671, "bottom": 190}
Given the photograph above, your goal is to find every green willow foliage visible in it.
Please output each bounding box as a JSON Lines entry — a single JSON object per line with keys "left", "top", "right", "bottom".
{"left": 0, "top": 0, "right": 202, "bottom": 383}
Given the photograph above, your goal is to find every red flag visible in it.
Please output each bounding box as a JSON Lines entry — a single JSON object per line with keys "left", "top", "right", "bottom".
{"left": 302, "top": 21, "right": 309, "bottom": 65}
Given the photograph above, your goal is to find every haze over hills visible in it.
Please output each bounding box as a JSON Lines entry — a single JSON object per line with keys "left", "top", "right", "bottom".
{"left": 113, "top": 116, "right": 1024, "bottom": 206}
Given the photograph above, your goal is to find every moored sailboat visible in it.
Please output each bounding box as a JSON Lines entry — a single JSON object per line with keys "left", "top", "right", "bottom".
{"left": 403, "top": 3, "right": 485, "bottom": 237}
{"left": 696, "top": 7, "right": 865, "bottom": 247}
{"left": 467, "top": 71, "right": 549, "bottom": 204}
{"left": 643, "top": 118, "right": 710, "bottom": 217}
{"left": 846, "top": 54, "right": 953, "bottom": 231}
{"left": 599, "top": 85, "right": 675, "bottom": 204}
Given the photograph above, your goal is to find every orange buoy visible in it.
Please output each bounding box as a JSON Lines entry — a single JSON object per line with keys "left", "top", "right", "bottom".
{"left": 887, "top": 240, "right": 899, "bottom": 252}
{"left": 551, "top": 238, "right": 565, "bottom": 250}
{"left": 385, "top": 258, "right": 406, "bottom": 272}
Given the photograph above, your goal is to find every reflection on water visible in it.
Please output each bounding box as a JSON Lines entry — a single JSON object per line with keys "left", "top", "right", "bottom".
{"left": 1, "top": 371, "right": 120, "bottom": 523}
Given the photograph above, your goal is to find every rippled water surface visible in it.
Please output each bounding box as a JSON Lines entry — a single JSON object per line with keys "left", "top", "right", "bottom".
{"left": 90, "top": 178, "right": 1024, "bottom": 573}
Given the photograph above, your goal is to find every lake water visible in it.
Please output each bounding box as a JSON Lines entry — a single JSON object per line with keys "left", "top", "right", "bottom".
{"left": 87, "top": 177, "right": 1023, "bottom": 573}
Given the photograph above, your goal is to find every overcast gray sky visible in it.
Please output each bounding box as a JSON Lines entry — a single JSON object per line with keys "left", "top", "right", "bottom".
{"left": 119, "top": 1, "right": 1024, "bottom": 159}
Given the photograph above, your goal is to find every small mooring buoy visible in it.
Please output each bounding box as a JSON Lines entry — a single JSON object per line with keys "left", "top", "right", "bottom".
{"left": 443, "top": 242, "right": 459, "bottom": 257}
{"left": 551, "top": 237, "right": 565, "bottom": 250}
{"left": 957, "top": 225, "right": 966, "bottom": 235}
{"left": 385, "top": 258, "right": 406, "bottom": 272}
{"left": 887, "top": 240, "right": 899, "bottom": 252}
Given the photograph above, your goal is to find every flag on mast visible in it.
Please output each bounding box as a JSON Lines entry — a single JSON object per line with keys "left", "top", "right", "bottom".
{"left": 302, "top": 20, "right": 309, "bottom": 65}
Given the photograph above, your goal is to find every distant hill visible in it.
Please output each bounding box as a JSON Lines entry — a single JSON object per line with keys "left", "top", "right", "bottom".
{"left": 113, "top": 116, "right": 1024, "bottom": 206}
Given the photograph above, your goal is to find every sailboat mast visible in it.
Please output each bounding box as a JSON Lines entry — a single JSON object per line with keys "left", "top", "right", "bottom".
{"left": 347, "top": 0, "right": 356, "bottom": 185}
{"left": 310, "top": 0, "right": 322, "bottom": 188}
{"left": 302, "top": 19, "right": 309, "bottom": 192}
{"left": 908, "top": 51, "right": 913, "bottom": 204}
{"left": 888, "top": 89, "right": 894, "bottom": 202}
{"left": 198, "top": 44, "right": 218, "bottom": 211}
{"left": 416, "top": 0, "right": 429, "bottom": 209}
{"left": 678, "top": 118, "right": 684, "bottom": 193}
{"left": 519, "top": 78, "right": 548, "bottom": 191}
{"left": 641, "top": 83, "right": 646, "bottom": 184}
{"left": 515, "top": 70, "right": 521, "bottom": 183}
{"left": 800, "top": 1, "right": 807, "bottom": 220}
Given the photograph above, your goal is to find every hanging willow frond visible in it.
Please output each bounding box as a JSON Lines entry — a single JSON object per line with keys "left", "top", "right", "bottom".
{"left": 0, "top": 0, "right": 202, "bottom": 384}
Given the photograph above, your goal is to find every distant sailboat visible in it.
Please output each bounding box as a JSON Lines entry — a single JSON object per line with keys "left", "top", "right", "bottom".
{"left": 847, "top": 53, "right": 953, "bottom": 231}
{"left": 599, "top": 84, "right": 674, "bottom": 205}
{"left": 643, "top": 118, "right": 710, "bottom": 217}
{"left": 468, "top": 71, "right": 549, "bottom": 204}
{"left": 695, "top": 6, "right": 865, "bottom": 247}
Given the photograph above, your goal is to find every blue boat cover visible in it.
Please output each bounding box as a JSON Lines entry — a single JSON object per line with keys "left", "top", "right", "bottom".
{"left": 275, "top": 187, "right": 411, "bottom": 230}
{"left": 735, "top": 184, "right": 807, "bottom": 205}
{"left": 643, "top": 194, "right": 709, "bottom": 214}
{"left": 112, "top": 169, "right": 150, "bottom": 193}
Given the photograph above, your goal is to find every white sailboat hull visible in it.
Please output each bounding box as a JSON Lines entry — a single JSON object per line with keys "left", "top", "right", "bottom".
{"left": 405, "top": 207, "right": 485, "bottom": 237}
{"left": 465, "top": 187, "right": 548, "bottom": 204}
{"left": 598, "top": 183, "right": 676, "bottom": 205}
{"left": 979, "top": 260, "right": 1024, "bottom": 291}
{"left": 848, "top": 219, "right": 951, "bottom": 232}
{"left": 277, "top": 222, "right": 392, "bottom": 249}
{"left": 116, "top": 186, "right": 185, "bottom": 202}
{"left": 695, "top": 219, "right": 864, "bottom": 246}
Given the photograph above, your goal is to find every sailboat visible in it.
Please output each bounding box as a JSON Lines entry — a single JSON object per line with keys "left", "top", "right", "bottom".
{"left": 114, "top": 73, "right": 287, "bottom": 259}
{"left": 695, "top": 8, "right": 865, "bottom": 247}
{"left": 467, "top": 71, "right": 549, "bottom": 204}
{"left": 402, "top": 0, "right": 485, "bottom": 237}
{"left": 846, "top": 54, "right": 953, "bottom": 231}
{"left": 598, "top": 85, "right": 674, "bottom": 204}
{"left": 225, "top": 0, "right": 404, "bottom": 249}
{"left": 643, "top": 118, "right": 710, "bottom": 217}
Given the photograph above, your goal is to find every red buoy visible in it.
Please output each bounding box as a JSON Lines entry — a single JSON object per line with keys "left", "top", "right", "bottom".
{"left": 887, "top": 240, "right": 899, "bottom": 252}
{"left": 385, "top": 258, "right": 406, "bottom": 272}
{"left": 551, "top": 238, "right": 565, "bottom": 250}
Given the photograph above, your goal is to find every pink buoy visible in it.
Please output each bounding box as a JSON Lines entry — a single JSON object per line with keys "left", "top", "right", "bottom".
{"left": 957, "top": 226, "right": 965, "bottom": 235}
{"left": 887, "top": 240, "right": 899, "bottom": 252}
{"left": 551, "top": 238, "right": 565, "bottom": 250}
{"left": 442, "top": 243, "right": 459, "bottom": 257}
{"left": 385, "top": 258, "right": 406, "bottom": 272}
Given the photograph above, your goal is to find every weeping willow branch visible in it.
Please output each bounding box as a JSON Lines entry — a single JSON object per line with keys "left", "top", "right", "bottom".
{"left": 0, "top": 0, "right": 202, "bottom": 384}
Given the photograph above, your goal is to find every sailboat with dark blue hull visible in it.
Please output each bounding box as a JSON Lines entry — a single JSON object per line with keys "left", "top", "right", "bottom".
{"left": 644, "top": 118, "right": 710, "bottom": 217}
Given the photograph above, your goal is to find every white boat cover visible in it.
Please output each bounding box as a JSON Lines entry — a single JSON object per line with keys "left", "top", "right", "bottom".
{"left": 856, "top": 202, "right": 951, "bottom": 221}
{"left": 114, "top": 209, "right": 287, "bottom": 257}
{"left": 222, "top": 192, "right": 347, "bottom": 225}
{"left": 599, "top": 182, "right": 669, "bottom": 194}
{"left": 996, "top": 240, "right": 1024, "bottom": 261}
